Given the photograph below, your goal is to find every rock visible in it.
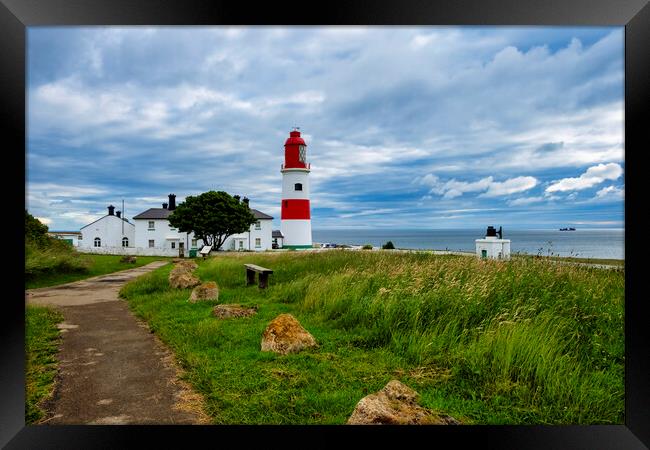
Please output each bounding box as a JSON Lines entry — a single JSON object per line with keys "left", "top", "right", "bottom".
{"left": 347, "top": 380, "right": 460, "bottom": 425}
{"left": 212, "top": 304, "right": 258, "bottom": 319}
{"left": 189, "top": 282, "right": 219, "bottom": 303}
{"left": 260, "top": 313, "right": 318, "bottom": 355}
{"left": 169, "top": 270, "right": 201, "bottom": 289}
{"left": 120, "top": 256, "right": 137, "bottom": 263}
{"left": 172, "top": 260, "right": 198, "bottom": 272}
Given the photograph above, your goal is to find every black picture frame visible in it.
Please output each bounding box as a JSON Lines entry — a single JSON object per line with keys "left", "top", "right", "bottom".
{"left": 3, "top": 0, "right": 648, "bottom": 448}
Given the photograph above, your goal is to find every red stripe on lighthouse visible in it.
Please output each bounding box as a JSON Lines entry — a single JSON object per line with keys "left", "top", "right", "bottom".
{"left": 281, "top": 199, "right": 311, "bottom": 220}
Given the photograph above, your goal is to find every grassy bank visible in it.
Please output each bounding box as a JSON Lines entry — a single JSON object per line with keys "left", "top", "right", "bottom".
{"left": 25, "top": 305, "right": 64, "bottom": 424}
{"left": 120, "top": 250, "right": 624, "bottom": 424}
{"left": 26, "top": 252, "right": 171, "bottom": 289}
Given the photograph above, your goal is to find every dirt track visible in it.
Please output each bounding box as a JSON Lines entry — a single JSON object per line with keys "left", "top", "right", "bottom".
{"left": 26, "top": 261, "right": 210, "bottom": 425}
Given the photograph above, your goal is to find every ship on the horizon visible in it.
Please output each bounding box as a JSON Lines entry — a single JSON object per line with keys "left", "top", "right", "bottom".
{"left": 559, "top": 227, "right": 576, "bottom": 231}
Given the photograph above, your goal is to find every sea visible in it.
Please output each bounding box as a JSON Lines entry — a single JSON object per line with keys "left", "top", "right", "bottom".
{"left": 312, "top": 228, "right": 625, "bottom": 260}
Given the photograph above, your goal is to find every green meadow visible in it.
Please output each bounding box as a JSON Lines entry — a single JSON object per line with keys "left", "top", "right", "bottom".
{"left": 120, "top": 250, "right": 624, "bottom": 425}
{"left": 25, "top": 248, "right": 170, "bottom": 289}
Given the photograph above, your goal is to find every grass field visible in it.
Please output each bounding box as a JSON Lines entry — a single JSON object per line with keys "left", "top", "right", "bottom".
{"left": 25, "top": 305, "right": 64, "bottom": 424}
{"left": 25, "top": 253, "right": 171, "bottom": 289}
{"left": 120, "top": 250, "right": 624, "bottom": 425}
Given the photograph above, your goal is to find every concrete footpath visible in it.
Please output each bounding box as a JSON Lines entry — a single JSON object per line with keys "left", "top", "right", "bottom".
{"left": 26, "top": 261, "right": 210, "bottom": 425}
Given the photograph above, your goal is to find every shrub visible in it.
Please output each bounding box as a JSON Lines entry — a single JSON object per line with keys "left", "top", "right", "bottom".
{"left": 362, "top": 244, "right": 373, "bottom": 250}
{"left": 382, "top": 241, "right": 395, "bottom": 249}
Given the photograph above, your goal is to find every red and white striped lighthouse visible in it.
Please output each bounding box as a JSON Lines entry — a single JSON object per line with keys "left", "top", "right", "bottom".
{"left": 280, "top": 128, "right": 312, "bottom": 249}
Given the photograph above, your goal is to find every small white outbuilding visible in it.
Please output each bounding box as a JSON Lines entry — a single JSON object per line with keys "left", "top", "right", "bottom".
{"left": 476, "top": 226, "right": 510, "bottom": 260}
{"left": 79, "top": 205, "right": 135, "bottom": 251}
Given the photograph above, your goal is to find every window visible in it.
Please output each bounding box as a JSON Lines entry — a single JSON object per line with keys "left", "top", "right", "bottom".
{"left": 191, "top": 239, "right": 197, "bottom": 247}
{"left": 239, "top": 241, "right": 244, "bottom": 249}
{"left": 294, "top": 183, "right": 302, "bottom": 191}
{"left": 255, "top": 221, "right": 261, "bottom": 230}
{"left": 94, "top": 237, "right": 101, "bottom": 247}
{"left": 77, "top": 235, "right": 82, "bottom": 240}
{"left": 171, "top": 242, "right": 176, "bottom": 249}
{"left": 148, "top": 240, "right": 155, "bottom": 248}
{"left": 255, "top": 238, "right": 261, "bottom": 248}
{"left": 148, "top": 221, "right": 155, "bottom": 230}
{"left": 122, "top": 237, "right": 129, "bottom": 247}
{"left": 298, "top": 144, "right": 306, "bottom": 162}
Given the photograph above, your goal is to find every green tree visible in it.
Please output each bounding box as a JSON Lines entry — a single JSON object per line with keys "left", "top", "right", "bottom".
{"left": 382, "top": 241, "right": 395, "bottom": 249}
{"left": 168, "top": 191, "right": 257, "bottom": 250}
{"left": 25, "top": 210, "right": 50, "bottom": 247}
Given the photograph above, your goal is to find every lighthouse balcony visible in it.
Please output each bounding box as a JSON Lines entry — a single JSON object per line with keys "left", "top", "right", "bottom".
{"left": 281, "top": 163, "right": 310, "bottom": 171}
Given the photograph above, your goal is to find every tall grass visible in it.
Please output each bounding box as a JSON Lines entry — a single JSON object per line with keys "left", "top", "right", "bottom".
{"left": 122, "top": 250, "right": 624, "bottom": 424}
{"left": 25, "top": 305, "right": 64, "bottom": 424}
{"left": 25, "top": 240, "right": 91, "bottom": 283}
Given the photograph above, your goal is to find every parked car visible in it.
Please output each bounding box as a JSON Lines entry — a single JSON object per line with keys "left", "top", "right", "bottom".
{"left": 321, "top": 243, "right": 337, "bottom": 248}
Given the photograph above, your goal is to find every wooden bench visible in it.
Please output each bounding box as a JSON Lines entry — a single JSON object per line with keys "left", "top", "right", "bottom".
{"left": 244, "top": 264, "right": 274, "bottom": 289}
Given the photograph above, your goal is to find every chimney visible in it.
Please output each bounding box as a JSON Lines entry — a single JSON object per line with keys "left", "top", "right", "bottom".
{"left": 168, "top": 194, "right": 176, "bottom": 210}
{"left": 116, "top": 211, "right": 122, "bottom": 218}
{"left": 242, "top": 197, "right": 249, "bottom": 205}
{"left": 162, "top": 202, "right": 168, "bottom": 209}
{"left": 108, "top": 205, "right": 115, "bottom": 216}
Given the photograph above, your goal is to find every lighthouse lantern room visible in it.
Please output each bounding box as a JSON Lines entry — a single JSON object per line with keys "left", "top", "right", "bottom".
{"left": 280, "top": 128, "right": 313, "bottom": 249}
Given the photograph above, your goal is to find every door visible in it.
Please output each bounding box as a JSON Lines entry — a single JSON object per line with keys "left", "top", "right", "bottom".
{"left": 179, "top": 242, "right": 185, "bottom": 257}
{"left": 481, "top": 249, "right": 487, "bottom": 259}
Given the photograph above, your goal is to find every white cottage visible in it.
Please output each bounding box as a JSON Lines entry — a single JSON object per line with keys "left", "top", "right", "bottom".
{"left": 132, "top": 194, "right": 274, "bottom": 256}
{"left": 476, "top": 226, "right": 511, "bottom": 260}
{"left": 78, "top": 205, "right": 135, "bottom": 252}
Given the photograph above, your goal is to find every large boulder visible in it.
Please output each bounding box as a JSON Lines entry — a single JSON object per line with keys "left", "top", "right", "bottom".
{"left": 347, "top": 380, "right": 461, "bottom": 425}
{"left": 260, "top": 314, "right": 318, "bottom": 355}
{"left": 212, "top": 304, "right": 258, "bottom": 319}
{"left": 172, "top": 260, "right": 198, "bottom": 272}
{"left": 189, "top": 281, "right": 219, "bottom": 303}
{"left": 169, "top": 270, "right": 201, "bottom": 289}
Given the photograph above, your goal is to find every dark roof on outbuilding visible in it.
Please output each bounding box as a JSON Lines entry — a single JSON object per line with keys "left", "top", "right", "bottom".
{"left": 251, "top": 209, "right": 273, "bottom": 220}
{"left": 272, "top": 230, "right": 284, "bottom": 238}
{"left": 132, "top": 208, "right": 173, "bottom": 220}
{"left": 133, "top": 207, "right": 273, "bottom": 220}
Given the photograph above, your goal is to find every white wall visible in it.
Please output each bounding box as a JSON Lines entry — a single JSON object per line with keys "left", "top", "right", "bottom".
{"left": 132, "top": 217, "right": 273, "bottom": 255}
{"left": 134, "top": 218, "right": 203, "bottom": 256}
{"left": 281, "top": 171, "right": 310, "bottom": 199}
{"left": 223, "top": 218, "right": 273, "bottom": 251}
{"left": 475, "top": 238, "right": 511, "bottom": 260}
{"left": 282, "top": 219, "right": 312, "bottom": 247}
{"left": 80, "top": 215, "right": 135, "bottom": 249}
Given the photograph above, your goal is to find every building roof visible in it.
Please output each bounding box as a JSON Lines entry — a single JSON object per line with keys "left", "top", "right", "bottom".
{"left": 132, "top": 208, "right": 173, "bottom": 220}
{"left": 80, "top": 215, "right": 134, "bottom": 229}
{"left": 251, "top": 209, "right": 273, "bottom": 220}
{"left": 133, "top": 207, "right": 273, "bottom": 220}
{"left": 272, "top": 230, "right": 284, "bottom": 238}
{"left": 48, "top": 231, "right": 81, "bottom": 235}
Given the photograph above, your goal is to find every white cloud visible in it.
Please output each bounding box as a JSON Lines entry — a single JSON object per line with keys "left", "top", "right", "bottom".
{"left": 481, "top": 176, "right": 538, "bottom": 197}
{"left": 507, "top": 196, "right": 545, "bottom": 206}
{"left": 421, "top": 174, "right": 537, "bottom": 199}
{"left": 35, "top": 217, "right": 52, "bottom": 226}
{"left": 546, "top": 162, "right": 623, "bottom": 192}
{"left": 596, "top": 185, "right": 624, "bottom": 199}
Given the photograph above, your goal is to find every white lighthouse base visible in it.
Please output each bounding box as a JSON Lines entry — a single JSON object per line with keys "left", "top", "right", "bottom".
{"left": 281, "top": 219, "right": 312, "bottom": 249}
{"left": 476, "top": 236, "right": 511, "bottom": 260}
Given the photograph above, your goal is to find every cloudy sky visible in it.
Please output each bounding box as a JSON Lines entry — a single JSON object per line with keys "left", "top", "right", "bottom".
{"left": 27, "top": 26, "right": 624, "bottom": 231}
